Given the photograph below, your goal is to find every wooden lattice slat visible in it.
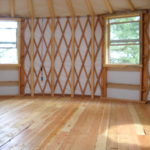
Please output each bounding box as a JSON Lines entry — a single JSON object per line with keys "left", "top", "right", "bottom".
{"left": 34, "top": 19, "right": 53, "bottom": 94}
{"left": 22, "top": 19, "right": 53, "bottom": 95}
{"left": 54, "top": 17, "right": 72, "bottom": 95}
{"left": 42, "top": 19, "right": 52, "bottom": 94}
{"left": 94, "top": 16, "right": 104, "bottom": 96}
{"left": 74, "top": 16, "right": 92, "bottom": 96}
{"left": 34, "top": 19, "right": 43, "bottom": 94}
{"left": 22, "top": 19, "right": 32, "bottom": 94}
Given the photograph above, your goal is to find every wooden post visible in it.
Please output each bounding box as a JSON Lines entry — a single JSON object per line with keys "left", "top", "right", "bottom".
{"left": 20, "top": 19, "right": 25, "bottom": 95}
{"left": 51, "top": 17, "right": 55, "bottom": 96}
{"left": 102, "top": 68, "right": 107, "bottom": 97}
{"left": 91, "top": 16, "right": 95, "bottom": 99}
{"left": 139, "top": 13, "right": 143, "bottom": 101}
{"left": 17, "top": 20, "right": 21, "bottom": 95}
{"left": 65, "top": 0, "right": 76, "bottom": 97}
{"left": 102, "top": 16, "right": 107, "bottom": 98}
{"left": 142, "top": 12, "right": 150, "bottom": 102}
{"left": 71, "top": 17, "right": 75, "bottom": 97}
{"left": 28, "top": 0, "right": 35, "bottom": 96}
{"left": 47, "top": 0, "right": 56, "bottom": 96}
{"left": 30, "top": 18, "right": 34, "bottom": 96}
{"left": 84, "top": 0, "right": 95, "bottom": 98}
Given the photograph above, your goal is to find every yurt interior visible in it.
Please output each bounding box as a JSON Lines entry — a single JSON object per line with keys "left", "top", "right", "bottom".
{"left": 0, "top": 0, "right": 150, "bottom": 149}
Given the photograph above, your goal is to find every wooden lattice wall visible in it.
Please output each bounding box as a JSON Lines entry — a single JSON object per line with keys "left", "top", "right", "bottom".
{"left": 21, "top": 16, "right": 104, "bottom": 97}
{"left": 21, "top": 12, "right": 150, "bottom": 101}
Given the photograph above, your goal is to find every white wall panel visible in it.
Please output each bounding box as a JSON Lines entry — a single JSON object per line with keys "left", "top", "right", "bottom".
{"left": 0, "top": 70, "right": 18, "bottom": 81}
{"left": 0, "top": 86, "right": 19, "bottom": 95}
{"left": 107, "top": 71, "right": 140, "bottom": 85}
{"left": 107, "top": 88, "right": 140, "bottom": 101}
{"left": 0, "top": 70, "right": 19, "bottom": 95}
{"left": 107, "top": 71, "right": 141, "bottom": 100}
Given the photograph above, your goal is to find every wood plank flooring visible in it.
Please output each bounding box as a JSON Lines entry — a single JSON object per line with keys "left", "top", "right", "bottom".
{"left": 0, "top": 96, "right": 150, "bottom": 150}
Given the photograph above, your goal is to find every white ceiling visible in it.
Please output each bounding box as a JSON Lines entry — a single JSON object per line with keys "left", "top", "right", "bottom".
{"left": 0, "top": 0, "right": 149, "bottom": 18}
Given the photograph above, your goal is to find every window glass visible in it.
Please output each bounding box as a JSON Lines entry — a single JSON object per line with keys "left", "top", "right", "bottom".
{"left": 107, "top": 15, "right": 141, "bottom": 65}
{"left": 0, "top": 20, "right": 18, "bottom": 64}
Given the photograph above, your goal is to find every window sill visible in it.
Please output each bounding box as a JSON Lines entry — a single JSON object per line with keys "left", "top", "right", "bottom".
{"left": 103, "top": 64, "right": 142, "bottom": 68}
{"left": 0, "top": 64, "right": 20, "bottom": 70}
{"left": 103, "top": 64, "right": 142, "bottom": 71}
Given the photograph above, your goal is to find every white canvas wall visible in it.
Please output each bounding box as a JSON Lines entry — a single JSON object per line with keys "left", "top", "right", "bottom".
{"left": 107, "top": 71, "right": 140, "bottom": 85}
{"left": 107, "top": 71, "right": 140, "bottom": 101}
{"left": 0, "top": 70, "right": 19, "bottom": 95}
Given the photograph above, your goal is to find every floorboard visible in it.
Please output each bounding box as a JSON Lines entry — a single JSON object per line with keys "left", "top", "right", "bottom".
{"left": 0, "top": 96, "right": 149, "bottom": 150}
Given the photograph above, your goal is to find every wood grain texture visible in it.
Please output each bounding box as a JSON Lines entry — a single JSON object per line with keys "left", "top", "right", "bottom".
{"left": 0, "top": 0, "right": 150, "bottom": 18}
{"left": 142, "top": 12, "right": 150, "bottom": 102}
{"left": 0, "top": 81, "right": 19, "bottom": 86}
{"left": 0, "top": 97, "right": 149, "bottom": 150}
{"left": 9, "top": 0, "right": 15, "bottom": 17}
{"left": 30, "top": 18, "right": 34, "bottom": 97}
{"left": 107, "top": 82, "right": 140, "bottom": 90}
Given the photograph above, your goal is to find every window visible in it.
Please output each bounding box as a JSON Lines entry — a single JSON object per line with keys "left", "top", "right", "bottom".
{"left": 105, "top": 14, "right": 141, "bottom": 65}
{"left": 0, "top": 20, "right": 19, "bottom": 64}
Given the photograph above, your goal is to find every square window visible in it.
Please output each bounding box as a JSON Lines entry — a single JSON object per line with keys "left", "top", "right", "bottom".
{"left": 105, "top": 15, "right": 141, "bottom": 65}
{"left": 0, "top": 20, "right": 19, "bottom": 64}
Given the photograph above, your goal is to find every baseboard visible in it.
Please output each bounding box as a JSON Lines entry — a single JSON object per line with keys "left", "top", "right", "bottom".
{"left": 100, "top": 97, "right": 143, "bottom": 103}
{"left": 0, "top": 94, "right": 145, "bottom": 104}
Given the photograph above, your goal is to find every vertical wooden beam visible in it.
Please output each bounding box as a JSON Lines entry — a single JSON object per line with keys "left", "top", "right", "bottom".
{"left": 65, "top": 0, "right": 75, "bottom": 97}
{"left": 28, "top": 0, "right": 35, "bottom": 96}
{"left": 71, "top": 17, "right": 75, "bottom": 97}
{"left": 91, "top": 15, "right": 95, "bottom": 99}
{"left": 102, "top": 16, "right": 107, "bottom": 98}
{"left": 47, "top": 0, "right": 56, "bottom": 96}
{"left": 101, "top": 69, "right": 107, "bottom": 97}
{"left": 30, "top": 18, "right": 34, "bottom": 96}
{"left": 20, "top": 19, "right": 25, "bottom": 95}
{"left": 9, "top": 0, "right": 15, "bottom": 17}
{"left": 85, "top": 0, "right": 95, "bottom": 98}
{"left": 139, "top": 13, "right": 143, "bottom": 101}
{"left": 142, "top": 12, "right": 150, "bottom": 102}
{"left": 17, "top": 20, "right": 21, "bottom": 95}
{"left": 51, "top": 17, "right": 55, "bottom": 96}
{"left": 104, "top": 0, "right": 113, "bottom": 14}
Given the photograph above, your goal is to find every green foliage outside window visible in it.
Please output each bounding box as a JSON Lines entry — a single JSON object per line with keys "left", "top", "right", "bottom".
{"left": 107, "top": 16, "right": 141, "bottom": 64}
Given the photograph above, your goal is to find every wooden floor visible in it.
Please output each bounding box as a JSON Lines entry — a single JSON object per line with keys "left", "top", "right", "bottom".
{"left": 0, "top": 97, "right": 150, "bottom": 150}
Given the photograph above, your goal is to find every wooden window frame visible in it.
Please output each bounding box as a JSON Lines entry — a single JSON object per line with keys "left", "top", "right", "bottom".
{"left": 104, "top": 13, "right": 143, "bottom": 67}
{"left": 0, "top": 18, "right": 21, "bottom": 67}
